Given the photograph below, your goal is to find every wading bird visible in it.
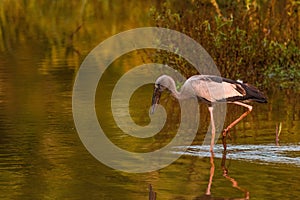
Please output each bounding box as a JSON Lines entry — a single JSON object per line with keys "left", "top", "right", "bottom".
{"left": 151, "top": 75, "right": 267, "bottom": 151}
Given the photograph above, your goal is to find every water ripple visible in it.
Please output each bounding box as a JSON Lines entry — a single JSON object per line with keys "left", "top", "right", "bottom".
{"left": 173, "top": 144, "right": 300, "bottom": 166}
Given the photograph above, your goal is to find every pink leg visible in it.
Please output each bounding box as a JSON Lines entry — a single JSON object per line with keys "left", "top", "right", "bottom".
{"left": 205, "top": 152, "right": 215, "bottom": 196}
{"left": 222, "top": 102, "right": 253, "bottom": 151}
{"left": 208, "top": 106, "right": 216, "bottom": 152}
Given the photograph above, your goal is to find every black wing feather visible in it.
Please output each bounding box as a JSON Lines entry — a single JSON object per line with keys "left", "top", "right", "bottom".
{"left": 221, "top": 77, "right": 267, "bottom": 103}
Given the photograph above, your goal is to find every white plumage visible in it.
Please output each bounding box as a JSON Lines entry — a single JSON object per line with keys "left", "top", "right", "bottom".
{"left": 151, "top": 75, "right": 267, "bottom": 151}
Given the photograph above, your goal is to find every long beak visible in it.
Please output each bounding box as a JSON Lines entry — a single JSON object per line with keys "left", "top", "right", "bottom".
{"left": 150, "top": 87, "right": 161, "bottom": 114}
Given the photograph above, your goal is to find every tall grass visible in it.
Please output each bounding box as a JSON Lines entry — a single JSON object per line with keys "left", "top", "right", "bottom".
{"left": 150, "top": 0, "right": 300, "bottom": 90}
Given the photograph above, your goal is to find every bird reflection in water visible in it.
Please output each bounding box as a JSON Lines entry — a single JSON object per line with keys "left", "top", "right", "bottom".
{"left": 197, "top": 152, "right": 250, "bottom": 200}
{"left": 148, "top": 152, "right": 250, "bottom": 200}
{"left": 221, "top": 152, "right": 250, "bottom": 200}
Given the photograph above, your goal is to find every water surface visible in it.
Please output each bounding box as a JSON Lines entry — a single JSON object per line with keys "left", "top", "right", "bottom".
{"left": 0, "top": 1, "right": 299, "bottom": 200}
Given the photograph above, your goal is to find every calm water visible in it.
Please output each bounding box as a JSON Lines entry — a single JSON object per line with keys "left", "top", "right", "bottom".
{"left": 1, "top": 1, "right": 300, "bottom": 200}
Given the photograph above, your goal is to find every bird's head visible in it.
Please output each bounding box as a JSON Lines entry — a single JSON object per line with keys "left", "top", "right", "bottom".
{"left": 150, "top": 75, "right": 174, "bottom": 114}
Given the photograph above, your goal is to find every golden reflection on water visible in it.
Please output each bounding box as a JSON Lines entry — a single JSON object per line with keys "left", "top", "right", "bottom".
{"left": 0, "top": 0, "right": 299, "bottom": 200}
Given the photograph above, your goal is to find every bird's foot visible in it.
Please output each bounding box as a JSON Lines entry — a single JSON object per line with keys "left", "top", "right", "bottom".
{"left": 210, "top": 143, "right": 214, "bottom": 153}
{"left": 222, "top": 129, "right": 231, "bottom": 151}
{"left": 227, "top": 132, "right": 232, "bottom": 140}
{"left": 222, "top": 129, "right": 232, "bottom": 139}
{"left": 222, "top": 137, "right": 227, "bottom": 152}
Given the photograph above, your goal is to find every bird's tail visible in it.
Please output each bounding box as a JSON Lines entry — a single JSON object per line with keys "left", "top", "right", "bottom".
{"left": 243, "top": 83, "right": 268, "bottom": 103}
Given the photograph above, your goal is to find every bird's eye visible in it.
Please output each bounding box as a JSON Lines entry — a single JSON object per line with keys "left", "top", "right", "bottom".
{"left": 159, "top": 85, "right": 166, "bottom": 92}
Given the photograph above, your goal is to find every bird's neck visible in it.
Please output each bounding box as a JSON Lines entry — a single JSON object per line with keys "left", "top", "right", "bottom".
{"left": 171, "top": 89, "right": 180, "bottom": 99}
{"left": 169, "top": 81, "right": 185, "bottom": 100}
{"left": 170, "top": 80, "right": 194, "bottom": 100}
{"left": 167, "top": 77, "right": 193, "bottom": 100}
{"left": 167, "top": 79, "right": 180, "bottom": 99}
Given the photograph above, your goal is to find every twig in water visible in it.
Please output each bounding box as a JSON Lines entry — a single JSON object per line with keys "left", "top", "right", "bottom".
{"left": 275, "top": 122, "right": 282, "bottom": 146}
{"left": 148, "top": 184, "right": 156, "bottom": 200}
